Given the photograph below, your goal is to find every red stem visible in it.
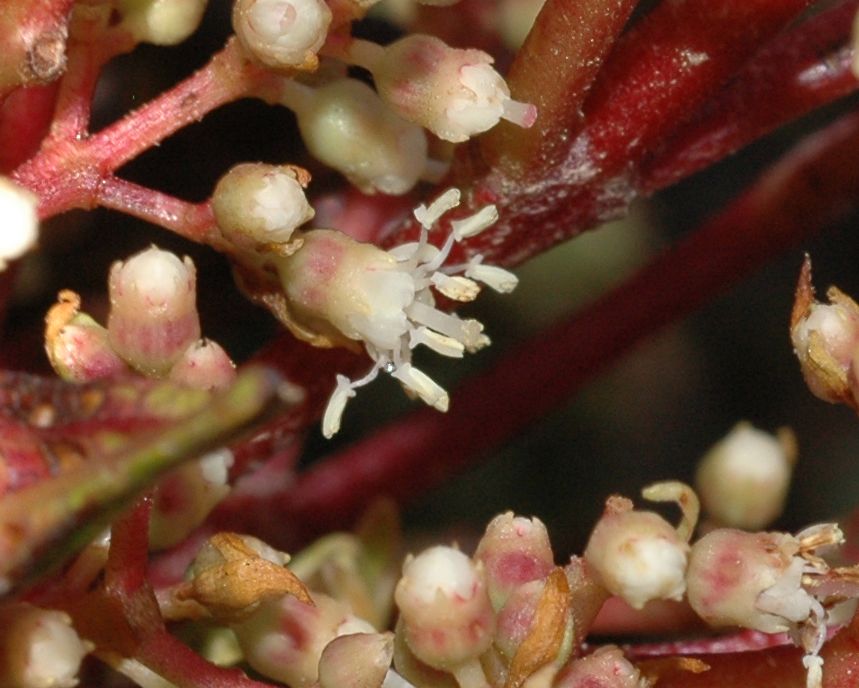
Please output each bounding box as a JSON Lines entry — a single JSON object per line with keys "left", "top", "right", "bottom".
{"left": 639, "top": 0, "right": 859, "bottom": 192}
{"left": 264, "top": 109, "right": 859, "bottom": 542}
{"left": 480, "top": 0, "right": 638, "bottom": 176}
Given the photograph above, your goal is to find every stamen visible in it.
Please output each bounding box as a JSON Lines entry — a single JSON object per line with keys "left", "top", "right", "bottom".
{"left": 465, "top": 263, "right": 518, "bottom": 293}
{"left": 414, "top": 188, "right": 461, "bottom": 229}
{"left": 451, "top": 205, "right": 498, "bottom": 240}
{"left": 392, "top": 363, "right": 449, "bottom": 411}
{"left": 322, "top": 375, "right": 356, "bottom": 439}
{"left": 409, "top": 326, "right": 465, "bottom": 358}
{"left": 501, "top": 99, "right": 538, "bottom": 128}
{"left": 430, "top": 273, "right": 481, "bottom": 302}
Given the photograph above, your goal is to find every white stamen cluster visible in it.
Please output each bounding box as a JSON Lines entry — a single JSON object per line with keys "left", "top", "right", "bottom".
{"left": 321, "top": 189, "right": 518, "bottom": 438}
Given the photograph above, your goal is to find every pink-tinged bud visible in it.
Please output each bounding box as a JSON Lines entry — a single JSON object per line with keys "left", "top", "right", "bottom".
{"left": 233, "top": 593, "right": 375, "bottom": 687}
{"left": 149, "top": 448, "right": 234, "bottom": 549}
{"left": 394, "top": 546, "right": 495, "bottom": 674}
{"left": 117, "top": 0, "right": 208, "bottom": 46}
{"left": 318, "top": 632, "right": 394, "bottom": 688}
{"left": 554, "top": 646, "right": 646, "bottom": 688}
{"left": 169, "top": 339, "right": 237, "bottom": 390}
{"left": 790, "top": 256, "right": 859, "bottom": 406}
{"left": 363, "top": 35, "right": 536, "bottom": 143}
{"left": 233, "top": 0, "right": 332, "bottom": 71}
{"left": 44, "top": 291, "right": 127, "bottom": 382}
{"left": 696, "top": 423, "right": 796, "bottom": 530}
{"left": 493, "top": 578, "right": 543, "bottom": 661}
{"left": 0, "top": 603, "right": 91, "bottom": 688}
{"left": 282, "top": 78, "right": 428, "bottom": 195}
{"left": 107, "top": 246, "right": 201, "bottom": 375}
{"left": 583, "top": 495, "right": 689, "bottom": 610}
{"left": 212, "top": 163, "right": 314, "bottom": 249}
{"left": 686, "top": 528, "right": 814, "bottom": 634}
{"left": 0, "top": 176, "right": 39, "bottom": 272}
{"left": 474, "top": 512, "right": 554, "bottom": 611}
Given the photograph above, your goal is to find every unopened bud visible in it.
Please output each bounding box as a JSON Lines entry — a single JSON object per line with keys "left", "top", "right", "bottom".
{"left": 233, "top": 0, "right": 332, "bottom": 71}
{"left": 107, "top": 246, "right": 201, "bottom": 375}
{"left": 363, "top": 35, "right": 536, "bottom": 143}
{"left": 0, "top": 603, "right": 91, "bottom": 688}
{"left": 554, "top": 646, "right": 645, "bottom": 688}
{"left": 117, "top": 0, "right": 208, "bottom": 45}
{"left": 284, "top": 78, "right": 428, "bottom": 195}
{"left": 696, "top": 423, "right": 796, "bottom": 530}
{"left": 169, "top": 339, "right": 237, "bottom": 390}
{"left": 213, "top": 163, "right": 314, "bottom": 248}
{"left": 149, "top": 449, "right": 234, "bottom": 549}
{"left": 45, "top": 291, "right": 127, "bottom": 382}
{"left": 790, "top": 256, "right": 859, "bottom": 406}
{"left": 474, "top": 512, "right": 554, "bottom": 611}
{"left": 233, "top": 592, "right": 376, "bottom": 687}
{"left": 584, "top": 492, "right": 691, "bottom": 610}
{"left": 318, "top": 632, "right": 394, "bottom": 688}
{"left": 0, "top": 176, "right": 38, "bottom": 272}
{"left": 394, "top": 546, "right": 495, "bottom": 671}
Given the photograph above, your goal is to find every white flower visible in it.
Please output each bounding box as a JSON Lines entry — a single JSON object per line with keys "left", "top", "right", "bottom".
{"left": 283, "top": 189, "right": 518, "bottom": 438}
{"left": 0, "top": 176, "right": 38, "bottom": 272}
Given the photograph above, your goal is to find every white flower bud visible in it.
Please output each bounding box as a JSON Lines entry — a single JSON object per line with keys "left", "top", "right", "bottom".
{"left": 474, "top": 512, "right": 554, "bottom": 611}
{"left": 318, "top": 632, "right": 394, "bottom": 688}
{"left": 117, "top": 0, "right": 208, "bottom": 45}
{"left": 283, "top": 78, "right": 428, "bottom": 195}
{"left": 233, "top": 593, "right": 375, "bottom": 688}
{"left": 554, "top": 646, "right": 646, "bottom": 688}
{"left": 233, "top": 0, "right": 332, "bottom": 71}
{"left": 213, "top": 163, "right": 314, "bottom": 247}
{"left": 584, "top": 496, "right": 689, "bottom": 610}
{"left": 0, "top": 603, "right": 91, "bottom": 688}
{"left": 169, "top": 339, "right": 237, "bottom": 390}
{"left": 394, "top": 546, "right": 495, "bottom": 670}
{"left": 0, "top": 176, "right": 38, "bottom": 272}
{"left": 107, "top": 246, "right": 201, "bottom": 375}
{"left": 696, "top": 423, "right": 796, "bottom": 530}
{"left": 365, "top": 35, "right": 536, "bottom": 142}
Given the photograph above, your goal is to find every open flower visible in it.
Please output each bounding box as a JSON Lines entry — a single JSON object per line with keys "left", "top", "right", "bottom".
{"left": 272, "top": 188, "right": 518, "bottom": 437}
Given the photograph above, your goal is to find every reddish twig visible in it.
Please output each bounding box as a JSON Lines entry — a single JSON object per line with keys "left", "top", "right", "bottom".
{"left": 640, "top": 0, "right": 859, "bottom": 192}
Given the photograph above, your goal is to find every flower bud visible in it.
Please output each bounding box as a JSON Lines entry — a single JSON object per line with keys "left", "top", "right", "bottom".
{"left": 44, "top": 290, "right": 127, "bottom": 382}
{"left": 362, "top": 35, "right": 536, "bottom": 142}
{"left": 394, "top": 546, "right": 495, "bottom": 671}
{"left": 0, "top": 603, "right": 91, "bottom": 688}
{"left": 696, "top": 423, "right": 796, "bottom": 530}
{"left": 685, "top": 528, "right": 815, "bottom": 634}
{"left": 107, "top": 246, "right": 201, "bottom": 375}
{"left": 583, "top": 495, "right": 689, "bottom": 610}
{"left": 233, "top": 0, "right": 332, "bottom": 71}
{"left": 212, "top": 163, "right": 314, "bottom": 248}
{"left": 474, "top": 512, "right": 554, "bottom": 611}
{"left": 284, "top": 78, "right": 428, "bottom": 195}
{"left": 790, "top": 256, "right": 859, "bottom": 405}
{"left": 0, "top": 176, "right": 38, "bottom": 272}
{"left": 149, "top": 449, "right": 234, "bottom": 549}
{"left": 554, "top": 646, "right": 645, "bottom": 688}
{"left": 318, "top": 632, "right": 394, "bottom": 688}
{"left": 233, "top": 592, "right": 376, "bottom": 687}
{"left": 117, "top": 0, "right": 208, "bottom": 45}
{"left": 169, "top": 339, "right": 237, "bottom": 390}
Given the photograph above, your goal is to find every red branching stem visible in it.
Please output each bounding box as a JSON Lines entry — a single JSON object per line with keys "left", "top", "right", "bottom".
{"left": 12, "top": 39, "right": 268, "bottom": 219}
{"left": 134, "top": 630, "right": 278, "bottom": 688}
{"left": 639, "top": 0, "right": 859, "bottom": 192}
{"left": 96, "top": 177, "right": 221, "bottom": 246}
{"left": 269, "top": 109, "right": 859, "bottom": 542}
{"left": 105, "top": 497, "right": 155, "bottom": 603}
{"left": 47, "top": 14, "right": 134, "bottom": 142}
{"left": 481, "top": 0, "right": 638, "bottom": 176}
{"left": 0, "top": 85, "right": 59, "bottom": 172}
